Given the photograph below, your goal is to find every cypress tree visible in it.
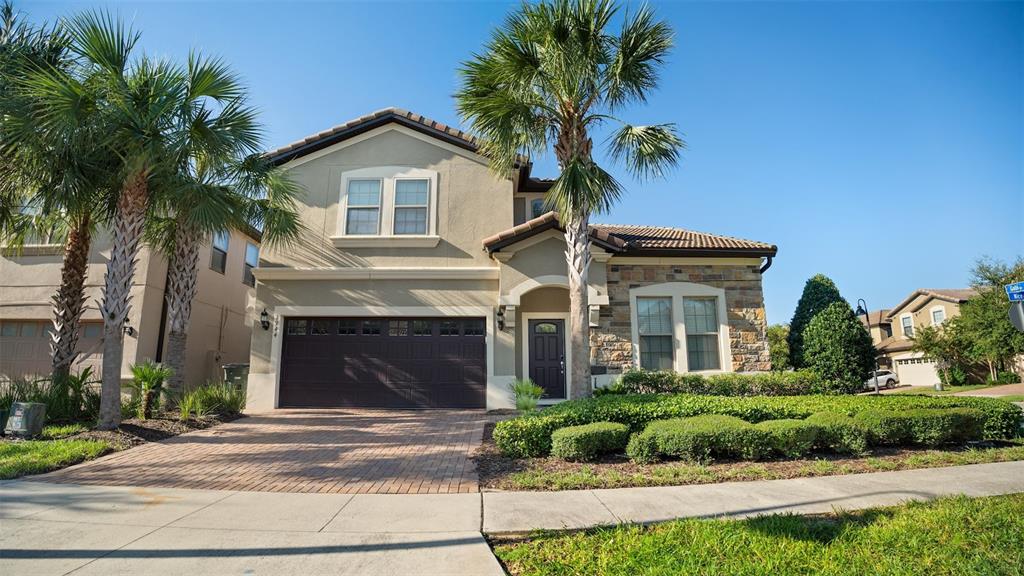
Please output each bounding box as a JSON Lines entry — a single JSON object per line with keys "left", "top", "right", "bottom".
{"left": 802, "top": 301, "right": 877, "bottom": 393}
{"left": 787, "top": 274, "right": 845, "bottom": 368}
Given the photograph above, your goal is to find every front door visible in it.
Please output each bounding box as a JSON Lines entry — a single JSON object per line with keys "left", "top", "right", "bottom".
{"left": 528, "top": 319, "right": 566, "bottom": 399}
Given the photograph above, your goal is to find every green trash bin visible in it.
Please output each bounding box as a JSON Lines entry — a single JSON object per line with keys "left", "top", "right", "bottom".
{"left": 222, "top": 363, "right": 249, "bottom": 389}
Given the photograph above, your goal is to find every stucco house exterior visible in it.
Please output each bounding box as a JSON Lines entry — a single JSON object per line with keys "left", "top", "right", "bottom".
{"left": 245, "top": 108, "right": 777, "bottom": 411}
{"left": 859, "top": 309, "right": 893, "bottom": 369}
{"left": 0, "top": 227, "right": 260, "bottom": 386}
{"left": 877, "top": 288, "right": 976, "bottom": 386}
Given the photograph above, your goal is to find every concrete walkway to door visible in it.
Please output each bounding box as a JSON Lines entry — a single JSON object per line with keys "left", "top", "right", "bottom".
{"left": 37, "top": 410, "right": 492, "bottom": 494}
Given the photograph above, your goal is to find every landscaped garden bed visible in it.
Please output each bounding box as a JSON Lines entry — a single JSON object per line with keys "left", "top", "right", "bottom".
{"left": 491, "top": 494, "right": 1024, "bottom": 575}
{"left": 477, "top": 392, "right": 1024, "bottom": 491}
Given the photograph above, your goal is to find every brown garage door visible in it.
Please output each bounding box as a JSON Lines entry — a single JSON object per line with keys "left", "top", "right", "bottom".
{"left": 279, "top": 317, "right": 486, "bottom": 409}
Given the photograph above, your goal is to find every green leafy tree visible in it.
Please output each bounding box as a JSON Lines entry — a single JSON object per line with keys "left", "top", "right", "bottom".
{"left": 802, "top": 301, "right": 876, "bottom": 394}
{"left": 912, "top": 318, "right": 971, "bottom": 386}
{"left": 787, "top": 274, "right": 845, "bottom": 368}
{"left": 958, "top": 256, "right": 1024, "bottom": 381}
{"left": 456, "top": 0, "right": 684, "bottom": 398}
{"left": 767, "top": 324, "right": 791, "bottom": 371}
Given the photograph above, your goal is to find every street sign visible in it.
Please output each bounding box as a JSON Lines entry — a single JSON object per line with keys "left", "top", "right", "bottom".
{"left": 1007, "top": 282, "right": 1024, "bottom": 302}
{"left": 1010, "top": 301, "right": 1024, "bottom": 332}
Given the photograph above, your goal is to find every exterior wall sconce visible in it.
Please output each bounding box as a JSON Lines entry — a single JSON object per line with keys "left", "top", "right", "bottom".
{"left": 260, "top": 309, "right": 270, "bottom": 331}
{"left": 497, "top": 305, "right": 516, "bottom": 331}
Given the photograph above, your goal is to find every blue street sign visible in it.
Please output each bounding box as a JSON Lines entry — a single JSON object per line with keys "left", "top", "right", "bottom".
{"left": 1010, "top": 292, "right": 1024, "bottom": 302}
{"left": 1007, "top": 282, "right": 1024, "bottom": 302}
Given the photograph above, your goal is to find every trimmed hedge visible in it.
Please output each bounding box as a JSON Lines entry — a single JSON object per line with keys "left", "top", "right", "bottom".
{"left": 625, "top": 415, "right": 771, "bottom": 464}
{"left": 854, "top": 408, "right": 984, "bottom": 447}
{"left": 755, "top": 419, "right": 821, "bottom": 457}
{"left": 618, "top": 368, "right": 827, "bottom": 396}
{"left": 805, "top": 412, "right": 869, "bottom": 454}
{"left": 492, "top": 393, "right": 1021, "bottom": 458}
{"left": 550, "top": 422, "right": 630, "bottom": 461}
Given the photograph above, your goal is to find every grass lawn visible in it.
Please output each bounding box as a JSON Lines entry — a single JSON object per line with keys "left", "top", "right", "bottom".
{"left": 996, "top": 395, "right": 1024, "bottom": 403}
{"left": 480, "top": 441, "right": 1024, "bottom": 491}
{"left": 893, "top": 384, "right": 998, "bottom": 396}
{"left": 0, "top": 438, "right": 110, "bottom": 479}
{"left": 492, "top": 494, "right": 1024, "bottom": 576}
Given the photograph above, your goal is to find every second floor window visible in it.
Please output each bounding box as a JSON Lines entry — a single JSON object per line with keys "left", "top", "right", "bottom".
{"left": 931, "top": 308, "right": 945, "bottom": 325}
{"left": 901, "top": 315, "right": 914, "bottom": 338}
{"left": 243, "top": 242, "right": 259, "bottom": 287}
{"left": 210, "top": 231, "right": 229, "bottom": 274}
{"left": 393, "top": 179, "right": 429, "bottom": 235}
{"left": 530, "top": 198, "right": 546, "bottom": 219}
{"left": 345, "top": 179, "right": 382, "bottom": 235}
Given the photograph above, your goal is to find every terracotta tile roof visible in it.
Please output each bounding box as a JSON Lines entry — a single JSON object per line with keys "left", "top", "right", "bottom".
{"left": 886, "top": 288, "right": 978, "bottom": 318}
{"left": 877, "top": 336, "right": 913, "bottom": 354}
{"left": 266, "top": 108, "right": 481, "bottom": 165}
{"left": 859, "top": 309, "right": 891, "bottom": 327}
{"left": 483, "top": 212, "right": 777, "bottom": 257}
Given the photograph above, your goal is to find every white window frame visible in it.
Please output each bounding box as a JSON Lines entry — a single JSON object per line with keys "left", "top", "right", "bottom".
{"left": 243, "top": 242, "right": 259, "bottom": 286}
{"left": 929, "top": 306, "right": 946, "bottom": 326}
{"left": 210, "top": 230, "right": 230, "bottom": 274}
{"left": 392, "top": 177, "right": 430, "bottom": 235}
{"left": 636, "top": 297, "right": 674, "bottom": 370}
{"left": 335, "top": 166, "right": 439, "bottom": 247}
{"left": 629, "top": 282, "right": 733, "bottom": 373}
{"left": 900, "top": 313, "right": 914, "bottom": 338}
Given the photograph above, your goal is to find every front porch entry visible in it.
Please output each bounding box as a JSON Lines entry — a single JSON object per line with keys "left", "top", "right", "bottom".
{"left": 526, "top": 318, "right": 566, "bottom": 400}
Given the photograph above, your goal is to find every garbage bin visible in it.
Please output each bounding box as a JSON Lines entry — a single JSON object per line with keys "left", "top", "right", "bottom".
{"left": 934, "top": 382, "right": 944, "bottom": 392}
{"left": 222, "top": 363, "right": 249, "bottom": 389}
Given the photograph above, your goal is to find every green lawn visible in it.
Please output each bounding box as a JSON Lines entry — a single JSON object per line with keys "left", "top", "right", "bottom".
{"left": 894, "top": 384, "right": 997, "bottom": 396}
{"left": 0, "top": 439, "right": 110, "bottom": 479}
{"left": 493, "top": 494, "right": 1024, "bottom": 576}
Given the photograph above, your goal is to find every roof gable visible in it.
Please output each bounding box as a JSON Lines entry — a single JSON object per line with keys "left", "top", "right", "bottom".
{"left": 886, "top": 288, "right": 977, "bottom": 318}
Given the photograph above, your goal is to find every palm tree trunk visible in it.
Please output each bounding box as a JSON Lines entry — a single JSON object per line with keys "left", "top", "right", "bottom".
{"left": 564, "top": 211, "right": 592, "bottom": 399}
{"left": 97, "top": 172, "right": 148, "bottom": 430}
{"left": 164, "top": 221, "right": 201, "bottom": 399}
{"left": 50, "top": 213, "right": 91, "bottom": 382}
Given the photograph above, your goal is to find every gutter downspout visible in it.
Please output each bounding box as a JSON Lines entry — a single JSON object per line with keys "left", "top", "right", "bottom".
{"left": 759, "top": 256, "right": 774, "bottom": 274}
{"left": 154, "top": 266, "right": 170, "bottom": 362}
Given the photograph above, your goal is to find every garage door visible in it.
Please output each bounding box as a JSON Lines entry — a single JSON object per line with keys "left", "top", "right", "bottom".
{"left": 894, "top": 356, "right": 940, "bottom": 387}
{"left": 279, "top": 317, "right": 486, "bottom": 408}
{"left": 0, "top": 320, "right": 103, "bottom": 380}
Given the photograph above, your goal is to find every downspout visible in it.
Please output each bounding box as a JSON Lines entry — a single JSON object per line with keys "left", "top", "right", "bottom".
{"left": 154, "top": 266, "right": 170, "bottom": 362}
{"left": 759, "top": 256, "right": 773, "bottom": 274}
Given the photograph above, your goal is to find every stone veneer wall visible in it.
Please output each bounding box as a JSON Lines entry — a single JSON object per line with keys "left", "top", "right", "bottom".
{"left": 591, "top": 263, "right": 771, "bottom": 374}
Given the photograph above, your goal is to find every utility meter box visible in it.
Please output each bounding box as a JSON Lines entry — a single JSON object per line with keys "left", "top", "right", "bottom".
{"left": 222, "top": 363, "right": 250, "bottom": 389}
{"left": 4, "top": 402, "right": 46, "bottom": 438}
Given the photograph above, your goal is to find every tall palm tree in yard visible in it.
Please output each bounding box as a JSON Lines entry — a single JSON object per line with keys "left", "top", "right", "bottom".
{"left": 149, "top": 58, "right": 302, "bottom": 395}
{"left": 456, "top": 0, "right": 684, "bottom": 398}
{"left": 1, "top": 2, "right": 119, "bottom": 382}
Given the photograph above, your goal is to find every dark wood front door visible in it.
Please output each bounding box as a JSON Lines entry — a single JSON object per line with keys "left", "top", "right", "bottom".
{"left": 528, "top": 319, "right": 566, "bottom": 399}
{"left": 279, "top": 317, "right": 486, "bottom": 409}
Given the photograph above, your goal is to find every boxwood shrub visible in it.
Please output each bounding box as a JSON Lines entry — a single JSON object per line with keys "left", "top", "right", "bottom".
{"left": 619, "top": 368, "right": 826, "bottom": 396}
{"left": 493, "top": 393, "right": 1021, "bottom": 458}
{"left": 755, "top": 419, "right": 821, "bottom": 457}
{"left": 550, "top": 422, "right": 630, "bottom": 461}
{"left": 855, "top": 408, "right": 984, "bottom": 447}
{"left": 625, "top": 415, "right": 771, "bottom": 464}
{"left": 805, "top": 412, "right": 870, "bottom": 454}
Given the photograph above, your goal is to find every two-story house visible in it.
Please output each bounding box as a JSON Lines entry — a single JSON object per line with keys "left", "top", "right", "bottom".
{"left": 859, "top": 309, "right": 893, "bottom": 369}
{"left": 0, "top": 227, "right": 260, "bottom": 386}
{"left": 877, "top": 288, "right": 976, "bottom": 386}
{"left": 245, "top": 108, "right": 778, "bottom": 411}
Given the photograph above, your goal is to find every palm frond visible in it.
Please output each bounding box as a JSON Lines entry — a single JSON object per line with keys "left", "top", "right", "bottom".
{"left": 63, "top": 9, "right": 137, "bottom": 75}
{"left": 547, "top": 157, "right": 623, "bottom": 216}
{"left": 608, "top": 123, "right": 684, "bottom": 180}
{"left": 606, "top": 5, "right": 673, "bottom": 108}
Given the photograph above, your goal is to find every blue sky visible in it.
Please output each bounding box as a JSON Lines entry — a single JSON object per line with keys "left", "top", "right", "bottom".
{"left": 21, "top": 1, "right": 1024, "bottom": 324}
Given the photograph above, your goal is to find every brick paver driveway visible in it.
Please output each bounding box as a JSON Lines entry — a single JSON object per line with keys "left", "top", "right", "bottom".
{"left": 38, "top": 410, "right": 491, "bottom": 494}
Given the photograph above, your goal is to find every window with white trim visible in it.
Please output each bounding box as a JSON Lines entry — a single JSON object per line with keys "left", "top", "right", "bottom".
{"left": 393, "top": 179, "right": 429, "bottom": 235}
{"left": 901, "top": 314, "right": 914, "bottom": 338}
{"left": 530, "top": 198, "right": 546, "bottom": 219}
{"left": 637, "top": 297, "right": 673, "bottom": 370}
{"left": 345, "top": 179, "right": 382, "bottom": 235}
{"left": 243, "top": 242, "right": 259, "bottom": 287}
{"left": 210, "top": 230, "right": 229, "bottom": 274}
{"left": 683, "top": 298, "right": 720, "bottom": 370}
{"left": 931, "top": 308, "right": 945, "bottom": 325}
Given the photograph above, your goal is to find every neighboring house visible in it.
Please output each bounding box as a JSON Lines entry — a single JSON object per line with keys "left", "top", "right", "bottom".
{"left": 245, "top": 108, "right": 777, "bottom": 411}
{"left": 0, "top": 228, "right": 260, "bottom": 386}
{"left": 859, "top": 309, "right": 893, "bottom": 369}
{"left": 877, "top": 288, "right": 976, "bottom": 387}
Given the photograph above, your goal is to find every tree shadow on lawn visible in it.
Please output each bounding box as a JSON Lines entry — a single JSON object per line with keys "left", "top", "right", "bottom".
{"left": 739, "top": 506, "right": 898, "bottom": 545}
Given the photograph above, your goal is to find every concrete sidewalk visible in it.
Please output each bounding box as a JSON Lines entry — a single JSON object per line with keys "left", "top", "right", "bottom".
{"left": 2, "top": 460, "right": 1023, "bottom": 575}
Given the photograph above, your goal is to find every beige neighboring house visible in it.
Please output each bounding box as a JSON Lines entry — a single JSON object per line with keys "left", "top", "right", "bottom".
{"left": 245, "top": 108, "right": 778, "bottom": 411}
{"left": 877, "top": 288, "right": 977, "bottom": 387}
{"left": 859, "top": 309, "right": 893, "bottom": 369}
{"left": 0, "top": 227, "right": 260, "bottom": 386}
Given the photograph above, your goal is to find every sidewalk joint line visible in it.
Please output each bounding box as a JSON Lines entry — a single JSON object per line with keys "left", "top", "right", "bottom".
{"left": 317, "top": 494, "right": 356, "bottom": 532}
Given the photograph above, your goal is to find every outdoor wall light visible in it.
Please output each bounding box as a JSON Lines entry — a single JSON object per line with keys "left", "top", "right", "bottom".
{"left": 260, "top": 309, "right": 270, "bottom": 331}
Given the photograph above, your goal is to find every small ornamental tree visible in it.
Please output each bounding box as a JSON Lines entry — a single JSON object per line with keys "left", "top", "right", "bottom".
{"left": 767, "top": 324, "right": 791, "bottom": 371}
{"left": 912, "top": 319, "right": 971, "bottom": 386}
{"left": 787, "top": 274, "right": 845, "bottom": 368}
{"left": 802, "top": 301, "right": 877, "bottom": 394}
{"left": 958, "top": 257, "right": 1024, "bottom": 381}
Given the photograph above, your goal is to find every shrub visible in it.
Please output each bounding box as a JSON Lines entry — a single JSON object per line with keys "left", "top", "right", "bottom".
{"left": 805, "top": 412, "right": 869, "bottom": 454}
{"left": 855, "top": 408, "right": 984, "bottom": 447}
{"left": 491, "top": 393, "right": 1022, "bottom": 458}
{"left": 509, "top": 378, "right": 544, "bottom": 412}
{"left": 0, "top": 369, "right": 100, "bottom": 424}
{"left": 993, "top": 371, "right": 1021, "bottom": 385}
{"left": 625, "top": 433, "right": 659, "bottom": 464}
{"left": 756, "top": 419, "right": 821, "bottom": 457}
{"left": 126, "top": 361, "right": 173, "bottom": 419}
{"left": 550, "top": 422, "right": 629, "bottom": 461}
{"left": 178, "top": 382, "right": 245, "bottom": 420}
{"left": 618, "top": 368, "right": 827, "bottom": 396}
{"left": 801, "top": 302, "right": 876, "bottom": 394}
{"left": 593, "top": 379, "right": 627, "bottom": 397}
{"left": 853, "top": 410, "right": 913, "bottom": 446}
{"left": 787, "top": 274, "right": 845, "bottom": 368}
{"left": 627, "top": 415, "right": 771, "bottom": 464}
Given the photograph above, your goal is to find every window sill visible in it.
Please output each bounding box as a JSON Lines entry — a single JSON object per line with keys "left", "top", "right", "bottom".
{"left": 331, "top": 235, "right": 441, "bottom": 248}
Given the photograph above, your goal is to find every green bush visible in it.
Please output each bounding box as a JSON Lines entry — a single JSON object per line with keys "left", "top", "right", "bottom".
{"left": 755, "top": 419, "right": 821, "bottom": 457}
{"left": 492, "top": 393, "right": 1021, "bottom": 458}
{"left": 855, "top": 408, "right": 984, "bottom": 447}
{"left": 509, "top": 378, "right": 544, "bottom": 412}
{"left": 853, "top": 410, "right": 913, "bottom": 445}
{"left": 126, "top": 361, "right": 173, "bottom": 419}
{"left": 550, "top": 422, "right": 630, "bottom": 461}
{"left": 801, "top": 302, "right": 876, "bottom": 394}
{"left": 618, "top": 368, "right": 826, "bottom": 396}
{"left": 787, "top": 274, "right": 845, "bottom": 368}
{"left": 626, "top": 415, "right": 771, "bottom": 464}
{"left": 805, "top": 412, "right": 869, "bottom": 454}
{"left": 0, "top": 368, "right": 100, "bottom": 424}
{"left": 993, "top": 371, "right": 1021, "bottom": 385}
{"left": 178, "top": 382, "right": 245, "bottom": 420}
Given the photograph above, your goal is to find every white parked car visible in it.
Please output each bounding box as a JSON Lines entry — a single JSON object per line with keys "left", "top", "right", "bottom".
{"left": 863, "top": 370, "right": 899, "bottom": 390}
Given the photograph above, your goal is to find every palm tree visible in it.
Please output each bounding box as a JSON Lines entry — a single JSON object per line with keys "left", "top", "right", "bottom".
{"left": 456, "top": 0, "right": 684, "bottom": 398}
{"left": 149, "top": 60, "right": 302, "bottom": 395}
{"left": 1, "top": 2, "right": 118, "bottom": 382}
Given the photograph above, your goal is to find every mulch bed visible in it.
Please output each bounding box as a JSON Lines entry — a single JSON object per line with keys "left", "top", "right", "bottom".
{"left": 68, "top": 413, "right": 244, "bottom": 450}
{"left": 473, "top": 421, "right": 1021, "bottom": 491}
